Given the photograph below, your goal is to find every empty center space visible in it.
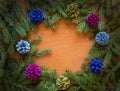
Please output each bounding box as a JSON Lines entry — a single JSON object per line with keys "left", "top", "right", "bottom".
{"left": 29, "top": 19, "right": 94, "bottom": 75}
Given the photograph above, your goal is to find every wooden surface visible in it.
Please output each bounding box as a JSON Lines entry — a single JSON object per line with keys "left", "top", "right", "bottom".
{"left": 29, "top": 19, "right": 94, "bottom": 75}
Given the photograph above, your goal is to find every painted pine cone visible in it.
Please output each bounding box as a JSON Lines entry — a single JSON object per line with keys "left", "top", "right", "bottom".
{"left": 29, "top": 8, "right": 44, "bottom": 23}
{"left": 66, "top": 3, "right": 80, "bottom": 19}
{"left": 95, "top": 32, "right": 109, "bottom": 45}
{"left": 16, "top": 40, "right": 30, "bottom": 54}
{"left": 90, "top": 58, "right": 103, "bottom": 73}
{"left": 25, "top": 64, "right": 42, "bottom": 80}
{"left": 56, "top": 75, "right": 70, "bottom": 90}
{"left": 87, "top": 14, "right": 99, "bottom": 27}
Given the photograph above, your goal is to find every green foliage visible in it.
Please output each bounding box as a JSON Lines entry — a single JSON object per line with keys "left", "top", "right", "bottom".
{"left": 0, "top": 0, "right": 120, "bottom": 91}
{"left": 68, "top": 86, "right": 80, "bottom": 91}
{"left": 76, "top": 21, "right": 87, "bottom": 33}
{"left": 30, "top": 36, "right": 42, "bottom": 45}
{"left": 64, "top": 70, "right": 80, "bottom": 85}
{"left": 98, "top": 20, "right": 105, "bottom": 31}
{"left": 35, "top": 67, "right": 57, "bottom": 91}
{"left": 103, "top": 48, "right": 112, "bottom": 68}
{"left": 15, "top": 23, "right": 27, "bottom": 37}
{"left": 1, "top": 81, "right": 32, "bottom": 91}
{"left": 36, "top": 49, "right": 52, "bottom": 56}
{"left": 45, "top": 13, "right": 61, "bottom": 30}
{"left": 111, "top": 42, "right": 120, "bottom": 56}
{"left": 0, "top": 44, "right": 6, "bottom": 78}
{"left": 85, "top": 43, "right": 107, "bottom": 60}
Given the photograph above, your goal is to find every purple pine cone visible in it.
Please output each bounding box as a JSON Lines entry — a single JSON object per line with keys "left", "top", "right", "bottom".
{"left": 25, "top": 64, "right": 42, "bottom": 80}
{"left": 87, "top": 14, "right": 99, "bottom": 27}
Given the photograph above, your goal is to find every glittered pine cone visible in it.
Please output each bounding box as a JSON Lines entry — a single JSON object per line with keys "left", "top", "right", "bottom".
{"left": 16, "top": 40, "right": 30, "bottom": 54}
{"left": 25, "top": 64, "right": 42, "bottom": 80}
{"left": 90, "top": 58, "right": 103, "bottom": 73}
{"left": 95, "top": 32, "right": 109, "bottom": 45}
{"left": 56, "top": 75, "right": 70, "bottom": 90}
{"left": 66, "top": 3, "right": 80, "bottom": 19}
{"left": 29, "top": 8, "right": 44, "bottom": 23}
{"left": 87, "top": 13, "right": 99, "bottom": 27}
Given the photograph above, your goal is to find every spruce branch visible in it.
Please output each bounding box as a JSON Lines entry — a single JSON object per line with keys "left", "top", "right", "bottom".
{"left": 36, "top": 49, "right": 52, "bottom": 56}
{"left": 30, "top": 36, "right": 42, "bottom": 45}
{"left": 109, "top": 2, "right": 120, "bottom": 17}
{"left": 64, "top": 70, "right": 80, "bottom": 85}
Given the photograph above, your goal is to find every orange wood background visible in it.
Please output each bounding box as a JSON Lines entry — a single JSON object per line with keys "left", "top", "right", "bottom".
{"left": 29, "top": 19, "right": 94, "bottom": 75}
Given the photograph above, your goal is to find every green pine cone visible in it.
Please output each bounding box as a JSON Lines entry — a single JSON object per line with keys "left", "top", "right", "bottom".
{"left": 66, "top": 3, "right": 80, "bottom": 19}
{"left": 56, "top": 75, "right": 71, "bottom": 90}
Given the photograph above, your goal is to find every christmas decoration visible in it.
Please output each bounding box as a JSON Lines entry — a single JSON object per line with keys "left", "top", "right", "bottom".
{"left": 16, "top": 40, "right": 30, "bottom": 54}
{"left": 66, "top": 3, "right": 80, "bottom": 19}
{"left": 87, "top": 14, "right": 99, "bottom": 27}
{"left": 56, "top": 75, "right": 70, "bottom": 90}
{"left": 29, "top": 9, "right": 44, "bottom": 23}
{"left": 95, "top": 32, "right": 109, "bottom": 45}
{"left": 25, "top": 64, "right": 42, "bottom": 80}
{"left": 1, "top": 0, "right": 120, "bottom": 91}
{"left": 90, "top": 58, "right": 103, "bottom": 73}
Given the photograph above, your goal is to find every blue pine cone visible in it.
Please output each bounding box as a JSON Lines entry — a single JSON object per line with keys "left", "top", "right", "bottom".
{"left": 90, "top": 58, "right": 103, "bottom": 73}
{"left": 16, "top": 40, "right": 30, "bottom": 54}
{"left": 29, "top": 9, "right": 44, "bottom": 23}
{"left": 95, "top": 32, "right": 109, "bottom": 45}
